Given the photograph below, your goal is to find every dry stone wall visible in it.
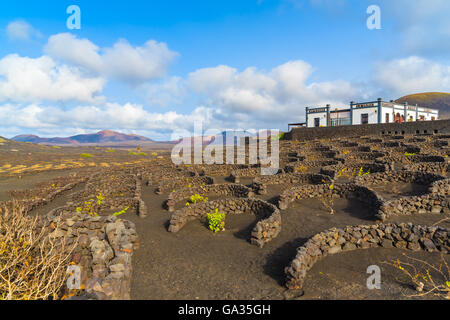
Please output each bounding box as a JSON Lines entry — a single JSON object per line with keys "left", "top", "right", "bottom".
{"left": 168, "top": 198, "right": 281, "bottom": 248}
{"left": 285, "top": 223, "right": 449, "bottom": 290}
{"left": 278, "top": 183, "right": 383, "bottom": 216}
{"left": 165, "top": 183, "right": 254, "bottom": 212}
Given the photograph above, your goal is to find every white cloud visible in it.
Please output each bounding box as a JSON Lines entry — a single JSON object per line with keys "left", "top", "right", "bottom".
{"left": 0, "top": 54, "right": 105, "bottom": 104}
{"left": 0, "top": 102, "right": 212, "bottom": 138}
{"left": 44, "top": 33, "right": 103, "bottom": 74}
{"left": 44, "top": 33, "right": 178, "bottom": 84}
{"left": 185, "top": 60, "right": 361, "bottom": 128}
{"left": 373, "top": 56, "right": 450, "bottom": 96}
{"left": 6, "top": 20, "right": 41, "bottom": 41}
{"left": 145, "top": 76, "right": 186, "bottom": 107}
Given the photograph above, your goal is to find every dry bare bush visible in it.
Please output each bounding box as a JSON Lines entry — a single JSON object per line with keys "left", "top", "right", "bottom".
{"left": 318, "top": 181, "right": 334, "bottom": 215}
{"left": 0, "top": 202, "right": 75, "bottom": 300}
{"left": 383, "top": 252, "right": 450, "bottom": 299}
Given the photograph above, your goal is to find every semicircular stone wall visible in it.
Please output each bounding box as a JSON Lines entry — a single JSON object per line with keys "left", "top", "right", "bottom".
{"left": 168, "top": 198, "right": 281, "bottom": 248}
{"left": 285, "top": 223, "right": 449, "bottom": 290}
{"left": 278, "top": 183, "right": 383, "bottom": 216}
{"left": 165, "top": 183, "right": 254, "bottom": 212}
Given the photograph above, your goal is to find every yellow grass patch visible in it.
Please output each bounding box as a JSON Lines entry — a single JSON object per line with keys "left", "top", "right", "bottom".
{"left": 28, "top": 164, "right": 43, "bottom": 169}
{"left": 53, "top": 164, "right": 67, "bottom": 170}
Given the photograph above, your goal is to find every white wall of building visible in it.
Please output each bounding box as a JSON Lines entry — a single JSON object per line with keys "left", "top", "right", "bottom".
{"left": 307, "top": 112, "right": 327, "bottom": 127}
{"left": 381, "top": 106, "right": 392, "bottom": 123}
{"left": 351, "top": 107, "right": 378, "bottom": 125}
{"left": 305, "top": 102, "right": 439, "bottom": 128}
{"left": 417, "top": 111, "right": 438, "bottom": 120}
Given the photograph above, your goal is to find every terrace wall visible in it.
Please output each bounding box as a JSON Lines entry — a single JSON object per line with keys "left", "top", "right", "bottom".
{"left": 287, "top": 119, "right": 450, "bottom": 141}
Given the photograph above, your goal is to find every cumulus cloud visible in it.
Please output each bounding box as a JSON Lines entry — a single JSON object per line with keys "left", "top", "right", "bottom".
{"left": 0, "top": 102, "right": 213, "bottom": 139}
{"left": 44, "top": 33, "right": 178, "bottom": 83}
{"left": 0, "top": 54, "right": 105, "bottom": 104}
{"left": 373, "top": 56, "right": 450, "bottom": 96}
{"left": 6, "top": 20, "right": 41, "bottom": 41}
{"left": 145, "top": 76, "right": 186, "bottom": 107}
{"left": 185, "top": 60, "right": 362, "bottom": 128}
{"left": 44, "top": 33, "right": 103, "bottom": 73}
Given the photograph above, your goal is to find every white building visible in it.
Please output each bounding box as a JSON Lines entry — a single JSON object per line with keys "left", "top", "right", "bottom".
{"left": 306, "top": 98, "right": 439, "bottom": 128}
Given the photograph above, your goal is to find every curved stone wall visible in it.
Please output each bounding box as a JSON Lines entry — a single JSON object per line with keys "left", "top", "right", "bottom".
{"left": 285, "top": 223, "right": 449, "bottom": 290}
{"left": 155, "top": 176, "right": 215, "bottom": 193}
{"left": 253, "top": 172, "right": 332, "bottom": 186}
{"left": 355, "top": 171, "right": 446, "bottom": 187}
{"left": 377, "top": 178, "right": 450, "bottom": 220}
{"left": 320, "top": 162, "right": 389, "bottom": 179}
{"left": 403, "top": 162, "right": 448, "bottom": 174}
{"left": 168, "top": 198, "right": 281, "bottom": 248}
{"left": 278, "top": 183, "right": 383, "bottom": 215}
{"left": 43, "top": 211, "right": 139, "bottom": 300}
{"left": 165, "top": 183, "right": 254, "bottom": 212}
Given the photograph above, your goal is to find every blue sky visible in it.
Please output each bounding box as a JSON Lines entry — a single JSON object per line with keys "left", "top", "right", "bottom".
{"left": 0, "top": 0, "right": 449, "bottom": 140}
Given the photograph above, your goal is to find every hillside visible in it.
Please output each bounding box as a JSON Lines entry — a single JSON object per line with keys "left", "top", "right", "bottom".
{"left": 395, "top": 92, "right": 450, "bottom": 119}
{"left": 11, "top": 130, "right": 174, "bottom": 148}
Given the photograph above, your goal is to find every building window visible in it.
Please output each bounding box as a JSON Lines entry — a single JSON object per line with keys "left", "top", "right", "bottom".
{"left": 314, "top": 118, "right": 320, "bottom": 127}
{"left": 385, "top": 113, "right": 389, "bottom": 123}
{"left": 361, "top": 113, "right": 369, "bottom": 124}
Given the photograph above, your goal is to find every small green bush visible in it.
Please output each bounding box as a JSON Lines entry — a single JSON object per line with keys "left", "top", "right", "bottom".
{"left": 186, "top": 194, "right": 208, "bottom": 206}
{"left": 129, "top": 152, "right": 147, "bottom": 156}
{"left": 206, "top": 209, "right": 226, "bottom": 233}
{"left": 80, "top": 153, "right": 93, "bottom": 158}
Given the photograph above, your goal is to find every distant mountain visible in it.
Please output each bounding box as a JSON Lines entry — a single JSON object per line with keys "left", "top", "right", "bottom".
{"left": 395, "top": 92, "right": 450, "bottom": 119}
{"left": 11, "top": 130, "right": 171, "bottom": 147}
{"left": 12, "top": 134, "right": 77, "bottom": 145}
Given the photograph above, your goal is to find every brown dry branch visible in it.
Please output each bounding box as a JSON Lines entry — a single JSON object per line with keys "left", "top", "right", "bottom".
{"left": 382, "top": 252, "right": 450, "bottom": 300}
{"left": 0, "top": 202, "right": 76, "bottom": 300}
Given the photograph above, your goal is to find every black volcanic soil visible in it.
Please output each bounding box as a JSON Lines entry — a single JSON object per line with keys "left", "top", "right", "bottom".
{"left": 0, "top": 169, "right": 84, "bottom": 202}
{"left": 0, "top": 139, "right": 448, "bottom": 300}
{"left": 127, "top": 183, "right": 448, "bottom": 300}
{"left": 369, "top": 182, "right": 430, "bottom": 201}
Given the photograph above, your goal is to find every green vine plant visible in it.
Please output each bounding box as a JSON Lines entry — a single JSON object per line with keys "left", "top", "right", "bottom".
{"left": 357, "top": 167, "right": 370, "bottom": 176}
{"left": 76, "top": 193, "right": 104, "bottom": 217}
{"left": 112, "top": 206, "right": 130, "bottom": 217}
{"left": 335, "top": 166, "right": 369, "bottom": 180}
{"left": 76, "top": 193, "right": 127, "bottom": 217}
{"left": 185, "top": 194, "right": 208, "bottom": 207}
{"left": 206, "top": 209, "right": 226, "bottom": 233}
{"left": 317, "top": 180, "right": 335, "bottom": 215}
